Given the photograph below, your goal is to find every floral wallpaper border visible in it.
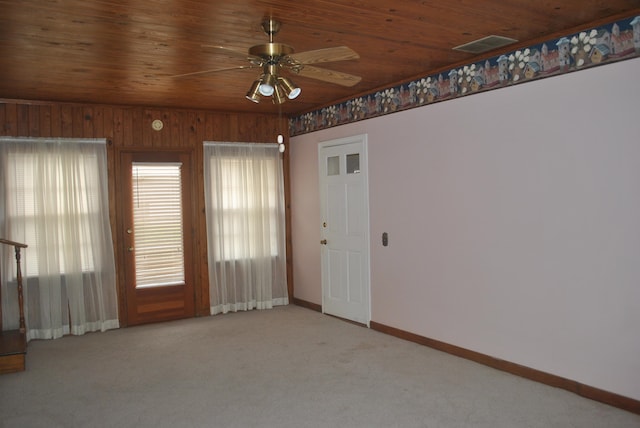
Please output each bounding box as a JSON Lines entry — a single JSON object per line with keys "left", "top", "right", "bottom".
{"left": 290, "top": 15, "right": 640, "bottom": 136}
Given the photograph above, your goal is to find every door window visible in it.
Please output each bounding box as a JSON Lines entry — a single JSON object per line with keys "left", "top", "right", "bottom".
{"left": 131, "top": 162, "right": 185, "bottom": 288}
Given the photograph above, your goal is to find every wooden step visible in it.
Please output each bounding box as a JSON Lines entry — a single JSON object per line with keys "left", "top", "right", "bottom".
{"left": 0, "top": 330, "right": 27, "bottom": 374}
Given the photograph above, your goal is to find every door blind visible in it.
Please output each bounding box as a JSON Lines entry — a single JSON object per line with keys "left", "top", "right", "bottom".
{"left": 132, "top": 162, "right": 185, "bottom": 288}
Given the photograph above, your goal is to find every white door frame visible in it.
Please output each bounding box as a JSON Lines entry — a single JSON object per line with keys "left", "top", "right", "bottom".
{"left": 318, "top": 134, "right": 371, "bottom": 326}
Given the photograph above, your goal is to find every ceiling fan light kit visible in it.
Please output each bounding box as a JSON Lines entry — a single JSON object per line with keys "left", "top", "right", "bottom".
{"left": 258, "top": 71, "right": 277, "bottom": 96}
{"left": 245, "top": 80, "right": 262, "bottom": 103}
{"left": 272, "top": 83, "right": 287, "bottom": 104}
{"left": 178, "top": 18, "right": 361, "bottom": 106}
{"left": 251, "top": 72, "right": 300, "bottom": 104}
{"left": 277, "top": 76, "right": 301, "bottom": 99}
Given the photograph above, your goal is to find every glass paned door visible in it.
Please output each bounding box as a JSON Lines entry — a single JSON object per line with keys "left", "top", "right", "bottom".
{"left": 120, "top": 151, "right": 195, "bottom": 325}
{"left": 318, "top": 135, "right": 371, "bottom": 326}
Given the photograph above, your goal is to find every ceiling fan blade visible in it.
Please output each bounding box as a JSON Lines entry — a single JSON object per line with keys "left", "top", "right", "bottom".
{"left": 292, "top": 65, "right": 361, "bottom": 87}
{"left": 171, "top": 65, "right": 258, "bottom": 79}
{"left": 288, "top": 46, "right": 359, "bottom": 64}
{"left": 201, "top": 45, "right": 261, "bottom": 62}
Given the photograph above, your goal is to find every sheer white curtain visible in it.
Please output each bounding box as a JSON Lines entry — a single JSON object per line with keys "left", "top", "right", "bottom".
{"left": 203, "top": 142, "right": 288, "bottom": 314}
{"left": 0, "top": 137, "right": 119, "bottom": 340}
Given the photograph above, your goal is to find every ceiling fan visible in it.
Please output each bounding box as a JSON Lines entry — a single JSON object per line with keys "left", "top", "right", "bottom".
{"left": 173, "top": 18, "right": 362, "bottom": 104}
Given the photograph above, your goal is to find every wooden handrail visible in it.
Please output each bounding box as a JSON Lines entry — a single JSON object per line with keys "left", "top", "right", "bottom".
{"left": 0, "top": 239, "right": 28, "bottom": 334}
{"left": 0, "top": 239, "right": 28, "bottom": 248}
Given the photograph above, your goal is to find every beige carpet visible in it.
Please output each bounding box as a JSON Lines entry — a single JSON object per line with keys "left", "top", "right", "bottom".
{"left": 1, "top": 305, "right": 638, "bottom": 428}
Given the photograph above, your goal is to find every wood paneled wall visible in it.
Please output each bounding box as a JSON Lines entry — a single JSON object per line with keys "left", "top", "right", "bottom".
{"left": 0, "top": 100, "right": 292, "bottom": 323}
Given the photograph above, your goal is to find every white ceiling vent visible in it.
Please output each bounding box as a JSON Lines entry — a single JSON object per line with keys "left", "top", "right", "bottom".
{"left": 453, "top": 35, "right": 518, "bottom": 54}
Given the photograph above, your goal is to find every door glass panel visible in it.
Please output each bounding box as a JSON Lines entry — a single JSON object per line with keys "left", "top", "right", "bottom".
{"left": 327, "top": 156, "right": 340, "bottom": 176}
{"left": 132, "top": 162, "right": 185, "bottom": 288}
{"left": 346, "top": 153, "right": 360, "bottom": 174}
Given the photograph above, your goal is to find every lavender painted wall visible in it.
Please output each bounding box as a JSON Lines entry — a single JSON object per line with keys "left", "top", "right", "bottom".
{"left": 290, "top": 57, "right": 640, "bottom": 400}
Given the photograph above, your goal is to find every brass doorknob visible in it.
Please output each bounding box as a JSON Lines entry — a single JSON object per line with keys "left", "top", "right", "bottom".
{"left": 320, "top": 239, "right": 327, "bottom": 245}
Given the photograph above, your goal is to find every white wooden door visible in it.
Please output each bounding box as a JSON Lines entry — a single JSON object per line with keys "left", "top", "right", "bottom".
{"left": 318, "top": 134, "right": 370, "bottom": 325}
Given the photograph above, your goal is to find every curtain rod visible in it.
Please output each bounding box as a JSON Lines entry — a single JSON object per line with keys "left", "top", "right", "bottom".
{"left": 0, "top": 137, "right": 107, "bottom": 145}
{"left": 203, "top": 141, "right": 279, "bottom": 149}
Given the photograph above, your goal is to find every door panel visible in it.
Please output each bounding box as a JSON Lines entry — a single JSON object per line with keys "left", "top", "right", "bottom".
{"left": 319, "top": 135, "right": 370, "bottom": 325}
{"left": 120, "top": 151, "right": 195, "bottom": 325}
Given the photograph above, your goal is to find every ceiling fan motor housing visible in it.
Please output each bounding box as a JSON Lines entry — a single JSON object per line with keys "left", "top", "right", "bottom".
{"left": 249, "top": 43, "right": 295, "bottom": 61}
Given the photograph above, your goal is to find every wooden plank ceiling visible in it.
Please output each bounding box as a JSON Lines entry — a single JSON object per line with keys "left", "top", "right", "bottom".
{"left": 1, "top": 0, "right": 639, "bottom": 116}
